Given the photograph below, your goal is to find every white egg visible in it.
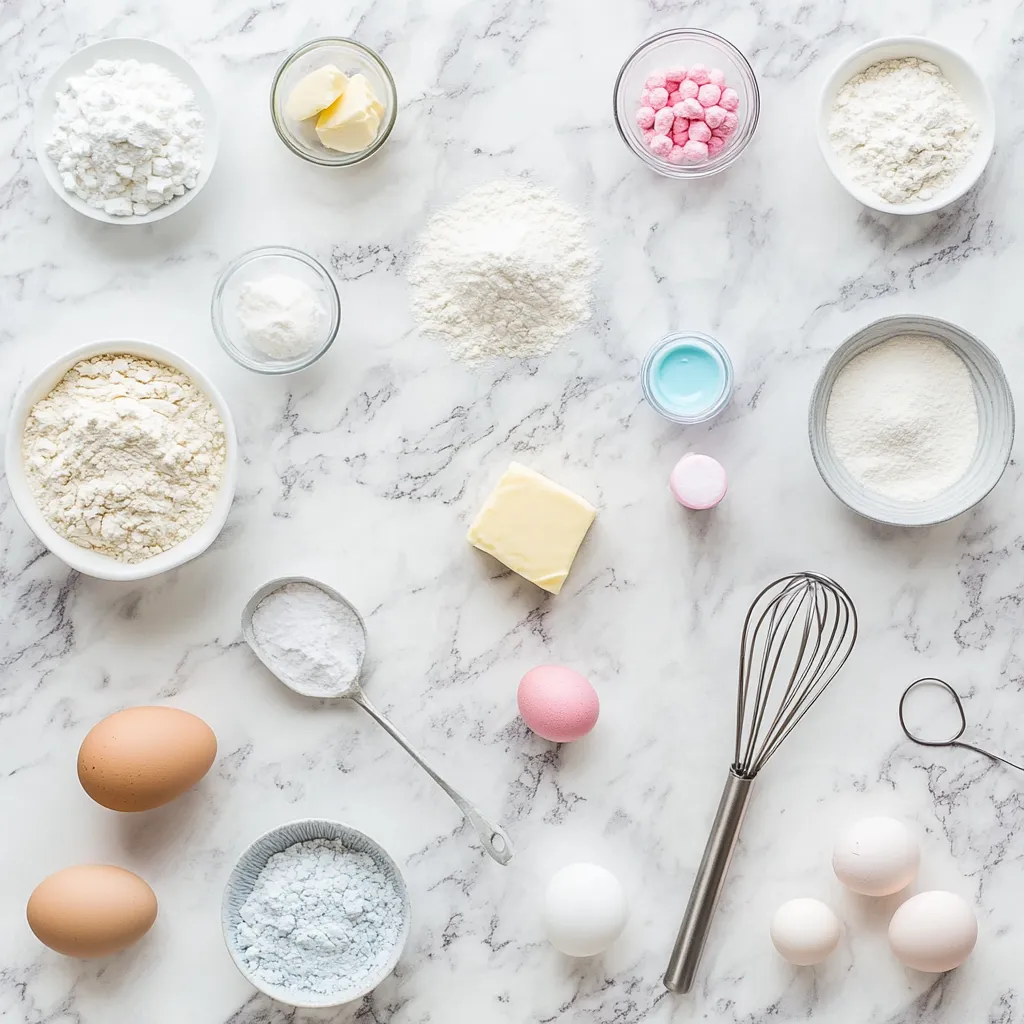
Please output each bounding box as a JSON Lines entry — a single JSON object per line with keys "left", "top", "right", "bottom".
{"left": 888, "top": 890, "right": 978, "bottom": 972}
{"left": 770, "top": 898, "right": 842, "bottom": 966}
{"left": 542, "top": 863, "right": 628, "bottom": 957}
{"left": 832, "top": 816, "right": 919, "bottom": 896}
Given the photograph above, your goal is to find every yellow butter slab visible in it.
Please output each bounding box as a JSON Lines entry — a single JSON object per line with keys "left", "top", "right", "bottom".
{"left": 467, "top": 462, "right": 596, "bottom": 595}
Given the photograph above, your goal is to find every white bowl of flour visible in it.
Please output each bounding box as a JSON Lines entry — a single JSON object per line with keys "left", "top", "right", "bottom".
{"left": 817, "top": 37, "right": 994, "bottom": 215}
{"left": 222, "top": 819, "right": 411, "bottom": 1008}
{"left": 6, "top": 339, "right": 238, "bottom": 580}
{"left": 809, "top": 315, "right": 1014, "bottom": 527}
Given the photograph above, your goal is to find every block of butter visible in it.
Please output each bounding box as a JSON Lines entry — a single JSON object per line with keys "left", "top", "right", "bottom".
{"left": 467, "top": 462, "right": 597, "bottom": 595}
{"left": 315, "top": 73, "right": 385, "bottom": 153}
{"left": 285, "top": 65, "right": 349, "bottom": 121}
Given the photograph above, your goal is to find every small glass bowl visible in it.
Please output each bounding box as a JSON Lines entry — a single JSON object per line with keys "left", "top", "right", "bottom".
{"left": 211, "top": 246, "right": 341, "bottom": 375}
{"left": 809, "top": 315, "right": 1015, "bottom": 527}
{"left": 613, "top": 28, "right": 760, "bottom": 179}
{"left": 270, "top": 38, "right": 397, "bottom": 167}
{"left": 641, "top": 331, "right": 734, "bottom": 425}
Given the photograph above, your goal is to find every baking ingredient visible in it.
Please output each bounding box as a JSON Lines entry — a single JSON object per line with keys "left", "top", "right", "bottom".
{"left": 643, "top": 334, "right": 732, "bottom": 423}
{"left": 670, "top": 454, "right": 728, "bottom": 510}
{"left": 27, "top": 865, "right": 157, "bottom": 958}
{"left": 832, "top": 816, "right": 919, "bottom": 896}
{"left": 544, "top": 863, "right": 627, "bottom": 957}
{"left": 828, "top": 58, "right": 979, "bottom": 204}
{"left": 518, "top": 666, "right": 599, "bottom": 742}
{"left": 825, "top": 335, "right": 978, "bottom": 502}
{"left": 286, "top": 65, "right": 348, "bottom": 121}
{"left": 468, "top": 462, "right": 597, "bottom": 595}
{"left": 635, "top": 65, "right": 740, "bottom": 164}
{"left": 236, "top": 838, "right": 404, "bottom": 995}
{"left": 78, "top": 706, "right": 217, "bottom": 812}
{"left": 888, "top": 891, "right": 977, "bottom": 972}
{"left": 249, "top": 581, "right": 365, "bottom": 696}
{"left": 45, "top": 58, "right": 205, "bottom": 217}
{"left": 316, "top": 74, "right": 385, "bottom": 153}
{"left": 770, "top": 898, "right": 841, "bottom": 966}
{"left": 23, "top": 354, "right": 227, "bottom": 562}
{"left": 408, "top": 180, "right": 596, "bottom": 363}
{"left": 236, "top": 275, "right": 327, "bottom": 360}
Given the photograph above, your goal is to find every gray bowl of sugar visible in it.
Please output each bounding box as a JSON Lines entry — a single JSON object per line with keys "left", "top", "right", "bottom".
{"left": 809, "top": 314, "right": 1014, "bottom": 527}
{"left": 222, "top": 818, "right": 411, "bottom": 1008}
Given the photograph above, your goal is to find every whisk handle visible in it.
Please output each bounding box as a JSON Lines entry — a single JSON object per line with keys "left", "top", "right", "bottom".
{"left": 664, "top": 769, "right": 754, "bottom": 994}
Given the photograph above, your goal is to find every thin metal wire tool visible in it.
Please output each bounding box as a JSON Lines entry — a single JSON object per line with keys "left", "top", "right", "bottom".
{"left": 664, "top": 572, "right": 858, "bottom": 994}
{"left": 899, "top": 677, "right": 1024, "bottom": 774}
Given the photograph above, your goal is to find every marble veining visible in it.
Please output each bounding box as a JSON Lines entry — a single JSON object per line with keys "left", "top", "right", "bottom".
{"left": 3, "top": 0, "right": 1024, "bottom": 1021}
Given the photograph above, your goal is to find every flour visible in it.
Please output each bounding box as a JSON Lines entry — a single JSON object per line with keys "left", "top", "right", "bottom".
{"left": 408, "top": 180, "right": 597, "bottom": 363}
{"left": 45, "top": 58, "right": 205, "bottom": 217}
{"left": 23, "top": 354, "right": 226, "bottom": 562}
{"left": 249, "top": 582, "right": 364, "bottom": 695}
{"left": 236, "top": 275, "right": 327, "bottom": 360}
{"left": 236, "top": 839, "right": 404, "bottom": 996}
{"left": 825, "top": 335, "right": 979, "bottom": 501}
{"left": 828, "top": 58, "right": 978, "bottom": 204}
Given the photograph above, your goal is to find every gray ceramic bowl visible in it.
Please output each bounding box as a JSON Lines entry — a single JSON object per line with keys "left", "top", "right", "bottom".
{"left": 809, "top": 314, "right": 1014, "bottom": 527}
{"left": 222, "top": 818, "right": 411, "bottom": 1008}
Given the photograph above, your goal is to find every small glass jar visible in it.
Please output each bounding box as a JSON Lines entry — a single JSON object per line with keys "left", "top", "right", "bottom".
{"left": 641, "top": 332, "right": 734, "bottom": 424}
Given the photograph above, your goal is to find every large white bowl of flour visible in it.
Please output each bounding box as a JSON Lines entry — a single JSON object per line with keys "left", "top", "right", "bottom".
{"left": 817, "top": 37, "right": 994, "bottom": 215}
{"left": 6, "top": 340, "right": 238, "bottom": 580}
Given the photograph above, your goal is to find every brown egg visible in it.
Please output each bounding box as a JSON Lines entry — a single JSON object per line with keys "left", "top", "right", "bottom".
{"left": 27, "top": 864, "right": 157, "bottom": 958}
{"left": 78, "top": 706, "right": 217, "bottom": 812}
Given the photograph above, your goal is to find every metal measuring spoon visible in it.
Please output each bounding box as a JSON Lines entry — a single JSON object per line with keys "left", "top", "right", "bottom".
{"left": 899, "top": 677, "right": 1024, "bottom": 773}
{"left": 241, "top": 576, "right": 514, "bottom": 865}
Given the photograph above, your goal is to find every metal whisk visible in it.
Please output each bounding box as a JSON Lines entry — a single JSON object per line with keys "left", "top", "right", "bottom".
{"left": 664, "top": 572, "right": 857, "bottom": 994}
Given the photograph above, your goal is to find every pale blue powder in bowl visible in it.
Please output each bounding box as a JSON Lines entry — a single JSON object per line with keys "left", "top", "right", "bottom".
{"left": 222, "top": 819, "right": 411, "bottom": 1008}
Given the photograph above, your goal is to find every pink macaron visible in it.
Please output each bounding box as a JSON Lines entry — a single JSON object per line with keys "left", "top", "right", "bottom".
{"left": 517, "top": 666, "right": 599, "bottom": 743}
{"left": 670, "top": 453, "right": 727, "bottom": 510}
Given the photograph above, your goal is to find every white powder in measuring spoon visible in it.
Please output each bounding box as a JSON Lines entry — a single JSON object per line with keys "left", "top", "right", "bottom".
{"left": 825, "top": 334, "right": 979, "bottom": 501}
{"left": 249, "top": 582, "right": 365, "bottom": 695}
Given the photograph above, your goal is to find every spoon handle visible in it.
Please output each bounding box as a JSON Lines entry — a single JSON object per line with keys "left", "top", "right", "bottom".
{"left": 350, "top": 691, "right": 514, "bottom": 866}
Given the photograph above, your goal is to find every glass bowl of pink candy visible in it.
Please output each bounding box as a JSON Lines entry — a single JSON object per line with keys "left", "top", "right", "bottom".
{"left": 613, "top": 28, "right": 759, "bottom": 178}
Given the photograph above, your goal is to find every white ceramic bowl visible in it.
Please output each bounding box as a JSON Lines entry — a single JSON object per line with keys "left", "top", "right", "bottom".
{"left": 6, "top": 340, "right": 238, "bottom": 580}
{"left": 34, "top": 38, "right": 219, "bottom": 224}
{"left": 222, "top": 819, "right": 411, "bottom": 1008}
{"left": 817, "top": 37, "right": 994, "bottom": 215}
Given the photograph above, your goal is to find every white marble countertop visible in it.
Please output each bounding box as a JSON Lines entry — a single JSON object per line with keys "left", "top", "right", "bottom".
{"left": 3, "top": 0, "right": 1024, "bottom": 1021}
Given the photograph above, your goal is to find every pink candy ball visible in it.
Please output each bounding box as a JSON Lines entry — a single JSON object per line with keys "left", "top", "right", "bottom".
{"left": 640, "top": 87, "right": 652, "bottom": 106}
{"left": 678, "top": 79, "right": 699, "bottom": 100}
{"left": 645, "top": 72, "right": 667, "bottom": 89}
{"left": 642, "top": 128, "right": 656, "bottom": 143}
{"left": 636, "top": 106, "right": 656, "bottom": 130}
{"left": 709, "top": 68, "right": 726, "bottom": 87}
{"left": 670, "top": 454, "right": 728, "bottom": 510}
{"left": 707, "top": 135, "right": 726, "bottom": 157}
{"left": 697, "top": 83, "right": 721, "bottom": 107}
{"left": 703, "top": 105, "right": 727, "bottom": 129}
{"left": 649, "top": 133, "right": 673, "bottom": 157}
{"left": 653, "top": 107, "right": 675, "bottom": 133}
{"left": 718, "top": 111, "right": 739, "bottom": 137}
{"left": 681, "top": 139, "right": 709, "bottom": 162}
{"left": 665, "top": 66, "right": 687, "bottom": 83}
{"left": 719, "top": 87, "right": 739, "bottom": 111}
{"left": 678, "top": 97, "right": 704, "bottom": 120}
{"left": 518, "top": 666, "right": 600, "bottom": 743}
{"left": 667, "top": 89, "right": 682, "bottom": 106}
{"left": 649, "top": 87, "right": 669, "bottom": 110}
{"left": 688, "top": 120, "right": 711, "bottom": 143}
{"left": 687, "top": 63, "right": 710, "bottom": 85}
{"left": 672, "top": 115, "right": 689, "bottom": 133}
{"left": 667, "top": 145, "right": 688, "bottom": 165}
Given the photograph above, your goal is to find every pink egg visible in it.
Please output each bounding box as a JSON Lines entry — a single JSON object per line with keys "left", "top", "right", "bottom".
{"left": 517, "top": 666, "right": 599, "bottom": 743}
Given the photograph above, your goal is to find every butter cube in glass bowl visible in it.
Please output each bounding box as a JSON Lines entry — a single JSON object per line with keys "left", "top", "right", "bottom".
{"left": 271, "top": 38, "right": 397, "bottom": 167}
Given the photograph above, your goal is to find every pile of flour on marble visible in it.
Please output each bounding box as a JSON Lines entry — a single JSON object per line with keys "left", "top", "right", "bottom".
{"left": 249, "top": 582, "right": 365, "bottom": 695}
{"left": 45, "top": 58, "right": 205, "bottom": 217}
{"left": 22, "top": 354, "right": 226, "bottom": 562}
{"left": 235, "top": 838, "right": 404, "bottom": 996}
{"left": 828, "top": 57, "right": 979, "bottom": 204}
{"left": 408, "top": 180, "right": 597, "bottom": 363}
